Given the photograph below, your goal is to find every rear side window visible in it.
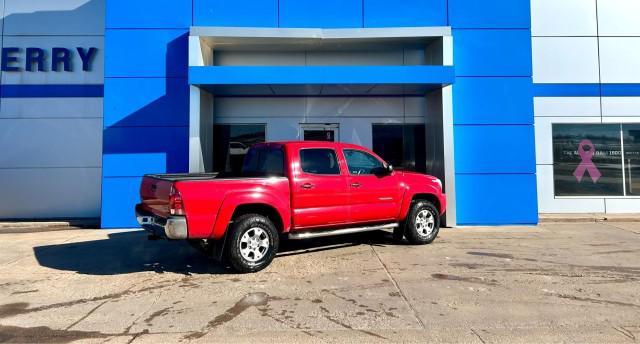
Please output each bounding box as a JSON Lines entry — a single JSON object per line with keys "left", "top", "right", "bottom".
{"left": 241, "top": 147, "right": 285, "bottom": 177}
{"left": 300, "top": 149, "right": 340, "bottom": 175}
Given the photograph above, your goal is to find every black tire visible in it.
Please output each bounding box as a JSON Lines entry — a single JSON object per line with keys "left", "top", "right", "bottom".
{"left": 226, "top": 214, "right": 279, "bottom": 273}
{"left": 405, "top": 201, "right": 440, "bottom": 245}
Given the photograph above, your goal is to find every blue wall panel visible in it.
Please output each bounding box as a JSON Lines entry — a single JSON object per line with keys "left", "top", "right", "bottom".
{"left": 103, "top": 126, "right": 189, "bottom": 176}
{"left": 190, "top": 65, "right": 455, "bottom": 85}
{"left": 104, "top": 78, "right": 189, "bottom": 128}
{"left": 448, "top": 0, "right": 537, "bottom": 225}
{"left": 106, "top": 0, "right": 192, "bottom": 29}
{"left": 103, "top": 154, "right": 168, "bottom": 178}
{"left": 105, "top": 29, "right": 188, "bottom": 78}
{"left": 453, "top": 29, "right": 532, "bottom": 77}
{"left": 453, "top": 77, "right": 533, "bottom": 125}
{"left": 101, "top": 177, "right": 142, "bottom": 228}
{"left": 193, "top": 0, "right": 278, "bottom": 27}
{"left": 279, "top": 0, "right": 362, "bottom": 28}
{"left": 454, "top": 125, "right": 536, "bottom": 174}
{"left": 455, "top": 174, "right": 538, "bottom": 225}
{"left": 448, "top": 0, "right": 530, "bottom": 29}
{"left": 364, "top": 0, "right": 447, "bottom": 27}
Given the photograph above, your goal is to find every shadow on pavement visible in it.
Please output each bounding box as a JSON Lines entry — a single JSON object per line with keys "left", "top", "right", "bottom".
{"left": 33, "top": 230, "right": 400, "bottom": 275}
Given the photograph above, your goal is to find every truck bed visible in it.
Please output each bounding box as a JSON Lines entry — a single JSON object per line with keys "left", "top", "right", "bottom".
{"left": 145, "top": 173, "right": 218, "bottom": 181}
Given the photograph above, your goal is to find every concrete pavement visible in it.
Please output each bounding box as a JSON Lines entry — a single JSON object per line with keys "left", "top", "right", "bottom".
{"left": 0, "top": 222, "right": 639, "bottom": 343}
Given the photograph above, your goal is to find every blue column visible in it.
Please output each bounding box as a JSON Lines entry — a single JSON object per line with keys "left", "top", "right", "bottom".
{"left": 448, "top": 0, "right": 538, "bottom": 225}
{"left": 102, "top": 0, "right": 192, "bottom": 228}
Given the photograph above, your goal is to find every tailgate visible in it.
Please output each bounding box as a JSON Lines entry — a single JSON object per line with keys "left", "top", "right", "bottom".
{"left": 139, "top": 176, "right": 174, "bottom": 217}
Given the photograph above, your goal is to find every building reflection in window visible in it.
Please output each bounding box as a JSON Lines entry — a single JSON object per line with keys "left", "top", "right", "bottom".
{"left": 213, "top": 124, "right": 266, "bottom": 175}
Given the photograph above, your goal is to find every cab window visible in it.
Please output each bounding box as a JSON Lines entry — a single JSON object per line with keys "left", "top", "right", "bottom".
{"left": 344, "top": 149, "right": 384, "bottom": 175}
{"left": 300, "top": 149, "right": 340, "bottom": 175}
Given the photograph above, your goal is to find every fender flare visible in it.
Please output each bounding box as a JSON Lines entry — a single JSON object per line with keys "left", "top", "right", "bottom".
{"left": 210, "top": 191, "right": 291, "bottom": 240}
{"left": 398, "top": 185, "right": 442, "bottom": 221}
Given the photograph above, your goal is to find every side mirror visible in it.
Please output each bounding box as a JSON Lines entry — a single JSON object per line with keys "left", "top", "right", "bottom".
{"left": 386, "top": 164, "right": 394, "bottom": 174}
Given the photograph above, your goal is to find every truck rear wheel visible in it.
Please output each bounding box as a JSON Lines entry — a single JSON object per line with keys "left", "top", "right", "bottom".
{"left": 405, "top": 201, "right": 440, "bottom": 245}
{"left": 226, "top": 214, "right": 279, "bottom": 273}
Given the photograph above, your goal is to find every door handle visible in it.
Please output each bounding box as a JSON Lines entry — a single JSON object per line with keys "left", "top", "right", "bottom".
{"left": 351, "top": 182, "right": 361, "bottom": 188}
{"left": 301, "top": 183, "right": 314, "bottom": 189}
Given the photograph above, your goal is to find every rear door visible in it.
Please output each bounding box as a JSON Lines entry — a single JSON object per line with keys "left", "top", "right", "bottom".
{"left": 291, "top": 147, "right": 350, "bottom": 229}
{"left": 343, "top": 149, "right": 402, "bottom": 223}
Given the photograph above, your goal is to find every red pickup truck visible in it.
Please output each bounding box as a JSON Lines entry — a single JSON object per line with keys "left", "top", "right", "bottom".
{"left": 136, "top": 141, "right": 446, "bottom": 273}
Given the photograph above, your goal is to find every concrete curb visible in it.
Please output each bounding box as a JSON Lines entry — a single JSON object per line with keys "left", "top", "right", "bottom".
{"left": 0, "top": 219, "right": 99, "bottom": 233}
{"left": 539, "top": 213, "right": 640, "bottom": 223}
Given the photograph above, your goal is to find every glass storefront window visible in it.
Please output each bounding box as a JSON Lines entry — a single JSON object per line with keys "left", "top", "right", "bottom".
{"left": 372, "top": 124, "right": 426, "bottom": 173}
{"left": 213, "top": 124, "right": 266, "bottom": 175}
{"left": 623, "top": 124, "right": 640, "bottom": 196}
{"left": 552, "top": 124, "right": 623, "bottom": 196}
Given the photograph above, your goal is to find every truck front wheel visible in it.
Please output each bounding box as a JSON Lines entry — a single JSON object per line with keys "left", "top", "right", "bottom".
{"left": 405, "top": 201, "right": 440, "bottom": 245}
{"left": 226, "top": 214, "right": 279, "bottom": 273}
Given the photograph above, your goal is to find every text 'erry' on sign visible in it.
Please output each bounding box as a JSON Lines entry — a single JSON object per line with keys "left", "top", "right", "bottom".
{"left": 1, "top": 47, "right": 98, "bottom": 72}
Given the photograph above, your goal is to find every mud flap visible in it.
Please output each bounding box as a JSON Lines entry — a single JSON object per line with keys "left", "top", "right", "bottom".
{"left": 210, "top": 229, "right": 229, "bottom": 262}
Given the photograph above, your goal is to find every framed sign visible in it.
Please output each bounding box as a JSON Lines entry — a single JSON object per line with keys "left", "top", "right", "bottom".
{"left": 552, "top": 124, "right": 624, "bottom": 196}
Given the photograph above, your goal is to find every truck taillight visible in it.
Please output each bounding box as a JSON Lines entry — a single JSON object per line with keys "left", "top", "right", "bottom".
{"left": 169, "top": 186, "right": 185, "bottom": 216}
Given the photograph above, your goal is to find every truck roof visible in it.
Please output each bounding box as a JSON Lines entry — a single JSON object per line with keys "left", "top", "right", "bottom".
{"left": 258, "top": 141, "right": 370, "bottom": 150}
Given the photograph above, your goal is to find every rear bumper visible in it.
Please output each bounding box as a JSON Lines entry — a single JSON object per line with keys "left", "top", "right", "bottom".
{"left": 135, "top": 205, "right": 188, "bottom": 240}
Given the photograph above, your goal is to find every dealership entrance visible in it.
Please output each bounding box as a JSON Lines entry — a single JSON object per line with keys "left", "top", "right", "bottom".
{"left": 187, "top": 26, "right": 457, "bottom": 225}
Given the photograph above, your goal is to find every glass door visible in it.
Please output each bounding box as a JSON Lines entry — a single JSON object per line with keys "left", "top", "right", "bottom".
{"left": 301, "top": 124, "right": 339, "bottom": 142}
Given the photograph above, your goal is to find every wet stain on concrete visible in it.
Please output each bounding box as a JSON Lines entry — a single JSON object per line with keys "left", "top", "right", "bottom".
{"left": 318, "top": 306, "right": 387, "bottom": 340}
{"left": 467, "top": 251, "right": 514, "bottom": 259}
{"left": 595, "top": 249, "right": 640, "bottom": 255}
{"left": 10, "top": 290, "right": 39, "bottom": 295}
{"left": 0, "top": 283, "right": 172, "bottom": 320}
{"left": 431, "top": 274, "right": 499, "bottom": 286}
{"left": 0, "top": 324, "right": 110, "bottom": 343}
{"left": 450, "top": 263, "right": 491, "bottom": 270}
{"left": 185, "top": 292, "right": 279, "bottom": 340}
{"left": 144, "top": 307, "right": 172, "bottom": 324}
{"left": 0, "top": 303, "right": 29, "bottom": 318}
{"left": 550, "top": 293, "right": 640, "bottom": 308}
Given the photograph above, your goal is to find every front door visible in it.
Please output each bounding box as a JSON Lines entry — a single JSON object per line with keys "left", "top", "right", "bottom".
{"left": 291, "top": 146, "right": 351, "bottom": 229}
{"left": 301, "top": 124, "right": 339, "bottom": 142}
{"left": 342, "top": 148, "right": 403, "bottom": 223}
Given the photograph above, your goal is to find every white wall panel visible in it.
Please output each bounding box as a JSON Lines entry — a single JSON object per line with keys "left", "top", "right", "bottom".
{"left": 597, "top": 0, "right": 640, "bottom": 36}
{"left": 215, "top": 97, "right": 306, "bottom": 117}
{"left": 532, "top": 37, "right": 599, "bottom": 83}
{"left": 602, "top": 98, "right": 640, "bottom": 117}
{"left": 0, "top": 168, "right": 101, "bottom": 218}
{"left": 1, "top": 36, "right": 103, "bottom": 85}
{"left": 0, "top": 97, "right": 103, "bottom": 118}
{"left": 305, "top": 97, "right": 404, "bottom": 117}
{"left": 531, "top": 0, "right": 597, "bottom": 36}
{"left": 534, "top": 97, "right": 601, "bottom": 117}
{"left": 601, "top": 116, "right": 640, "bottom": 124}
{"left": 0, "top": 118, "right": 102, "bottom": 168}
{"left": 305, "top": 50, "right": 403, "bottom": 66}
{"left": 605, "top": 199, "right": 640, "bottom": 213}
{"left": 534, "top": 116, "right": 601, "bottom": 165}
{"left": 599, "top": 37, "right": 640, "bottom": 84}
{"left": 536, "top": 165, "right": 606, "bottom": 213}
{"left": 3, "top": 0, "right": 104, "bottom": 36}
{"left": 214, "top": 51, "right": 305, "bottom": 66}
